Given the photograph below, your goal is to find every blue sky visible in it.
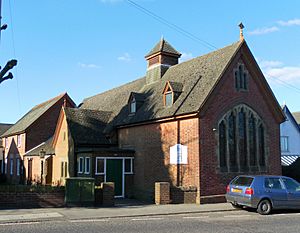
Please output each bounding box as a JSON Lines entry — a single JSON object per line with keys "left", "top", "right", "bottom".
{"left": 0, "top": 0, "right": 300, "bottom": 123}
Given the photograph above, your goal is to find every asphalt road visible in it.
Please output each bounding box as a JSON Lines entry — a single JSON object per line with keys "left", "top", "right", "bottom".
{"left": 1, "top": 210, "right": 300, "bottom": 233}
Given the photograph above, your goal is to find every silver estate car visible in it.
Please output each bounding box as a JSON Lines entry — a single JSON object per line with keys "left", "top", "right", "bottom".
{"left": 226, "top": 175, "right": 300, "bottom": 215}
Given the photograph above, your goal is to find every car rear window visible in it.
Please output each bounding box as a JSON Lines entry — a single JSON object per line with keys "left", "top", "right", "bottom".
{"left": 232, "top": 176, "right": 254, "bottom": 186}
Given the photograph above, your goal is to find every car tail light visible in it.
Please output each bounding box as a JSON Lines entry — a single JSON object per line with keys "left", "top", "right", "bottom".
{"left": 226, "top": 185, "right": 230, "bottom": 193}
{"left": 245, "top": 188, "right": 254, "bottom": 195}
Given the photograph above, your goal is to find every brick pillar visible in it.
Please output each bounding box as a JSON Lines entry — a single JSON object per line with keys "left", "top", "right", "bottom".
{"left": 101, "top": 182, "right": 114, "bottom": 207}
{"left": 155, "top": 182, "right": 170, "bottom": 205}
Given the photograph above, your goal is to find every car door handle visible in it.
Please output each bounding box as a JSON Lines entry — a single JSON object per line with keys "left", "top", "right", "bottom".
{"left": 265, "top": 189, "right": 271, "bottom": 193}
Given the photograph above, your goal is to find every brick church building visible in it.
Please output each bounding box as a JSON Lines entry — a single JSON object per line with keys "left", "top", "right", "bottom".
{"left": 7, "top": 28, "right": 285, "bottom": 203}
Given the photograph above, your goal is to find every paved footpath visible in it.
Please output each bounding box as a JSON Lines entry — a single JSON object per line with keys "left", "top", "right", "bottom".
{"left": 0, "top": 202, "right": 236, "bottom": 223}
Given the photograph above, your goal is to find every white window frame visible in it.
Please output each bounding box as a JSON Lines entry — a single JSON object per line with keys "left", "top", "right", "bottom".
{"left": 165, "top": 91, "right": 173, "bottom": 107}
{"left": 17, "top": 135, "right": 21, "bottom": 148}
{"left": 95, "top": 158, "right": 105, "bottom": 175}
{"left": 5, "top": 138, "right": 8, "bottom": 149}
{"left": 78, "top": 157, "right": 84, "bottom": 174}
{"left": 94, "top": 157, "right": 134, "bottom": 198}
{"left": 130, "top": 98, "right": 136, "bottom": 113}
{"left": 16, "top": 158, "right": 20, "bottom": 176}
{"left": 84, "top": 157, "right": 91, "bottom": 174}
{"left": 124, "top": 158, "right": 133, "bottom": 174}
{"left": 10, "top": 158, "right": 13, "bottom": 175}
{"left": 281, "top": 136, "right": 289, "bottom": 152}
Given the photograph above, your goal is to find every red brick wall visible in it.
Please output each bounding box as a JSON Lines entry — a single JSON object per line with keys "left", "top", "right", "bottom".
{"left": 26, "top": 97, "right": 74, "bottom": 152}
{"left": 2, "top": 133, "right": 26, "bottom": 184}
{"left": 118, "top": 118, "right": 200, "bottom": 201}
{"left": 119, "top": 46, "right": 282, "bottom": 202}
{"left": 0, "top": 190, "right": 65, "bottom": 208}
{"left": 199, "top": 48, "right": 282, "bottom": 197}
{"left": 170, "top": 186, "right": 197, "bottom": 204}
{"left": 148, "top": 56, "right": 159, "bottom": 67}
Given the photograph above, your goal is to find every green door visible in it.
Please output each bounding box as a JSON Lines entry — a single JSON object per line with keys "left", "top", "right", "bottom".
{"left": 106, "top": 159, "right": 123, "bottom": 197}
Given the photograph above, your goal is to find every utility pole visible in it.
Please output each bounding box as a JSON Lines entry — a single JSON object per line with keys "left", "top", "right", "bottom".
{"left": 0, "top": 0, "right": 17, "bottom": 85}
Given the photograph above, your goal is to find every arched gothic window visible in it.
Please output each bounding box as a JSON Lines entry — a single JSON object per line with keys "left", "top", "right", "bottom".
{"left": 258, "top": 125, "right": 265, "bottom": 167}
{"left": 228, "top": 113, "right": 236, "bottom": 168}
{"left": 249, "top": 114, "right": 256, "bottom": 166}
{"left": 238, "top": 110, "right": 247, "bottom": 168}
{"left": 218, "top": 105, "right": 266, "bottom": 172}
{"left": 219, "top": 121, "right": 227, "bottom": 169}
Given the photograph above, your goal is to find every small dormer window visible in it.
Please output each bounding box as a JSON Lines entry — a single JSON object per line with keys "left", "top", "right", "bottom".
{"left": 130, "top": 97, "right": 136, "bottom": 113}
{"left": 163, "top": 81, "right": 183, "bottom": 107}
{"left": 234, "top": 63, "right": 248, "bottom": 91}
{"left": 165, "top": 89, "right": 173, "bottom": 107}
{"left": 128, "top": 92, "right": 145, "bottom": 115}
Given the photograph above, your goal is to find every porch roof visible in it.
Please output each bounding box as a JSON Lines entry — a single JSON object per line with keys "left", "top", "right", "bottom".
{"left": 75, "top": 146, "right": 134, "bottom": 155}
{"left": 24, "top": 137, "right": 54, "bottom": 156}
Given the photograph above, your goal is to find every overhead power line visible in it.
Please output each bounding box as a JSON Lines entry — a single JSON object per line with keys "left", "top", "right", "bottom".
{"left": 126, "top": 0, "right": 217, "bottom": 50}
{"left": 267, "top": 74, "right": 300, "bottom": 95}
{"left": 8, "top": 0, "right": 22, "bottom": 115}
{"left": 127, "top": 0, "right": 300, "bottom": 97}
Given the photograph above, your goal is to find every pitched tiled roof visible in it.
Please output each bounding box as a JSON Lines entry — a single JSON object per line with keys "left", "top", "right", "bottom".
{"left": 24, "top": 137, "right": 54, "bottom": 156}
{"left": 64, "top": 108, "right": 112, "bottom": 145}
{"left": 0, "top": 123, "right": 13, "bottom": 137}
{"left": 130, "top": 92, "right": 146, "bottom": 102}
{"left": 80, "top": 77, "right": 146, "bottom": 133}
{"left": 282, "top": 106, "right": 299, "bottom": 132}
{"left": 145, "top": 38, "right": 181, "bottom": 58}
{"left": 169, "top": 81, "right": 183, "bottom": 93}
{"left": 80, "top": 40, "right": 242, "bottom": 133}
{"left": 1, "top": 93, "right": 68, "bottom": 137}
{"left": 292, "top": 112, "right": 300, "bottom": 125}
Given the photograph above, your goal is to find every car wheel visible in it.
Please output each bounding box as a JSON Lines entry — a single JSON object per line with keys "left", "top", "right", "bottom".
{"left": 231, "top": 203, "right": 242, "bottom": 209}
{"left": 257, "top": 199, "right": 272, "bottom": 215}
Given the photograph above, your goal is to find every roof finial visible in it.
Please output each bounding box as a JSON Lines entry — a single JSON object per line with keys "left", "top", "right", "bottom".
{"left": 238, "top": 22, "right": 245, "bottom": 41}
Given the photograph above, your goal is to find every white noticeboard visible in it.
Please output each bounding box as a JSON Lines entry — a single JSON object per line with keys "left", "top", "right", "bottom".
{"left": 170, "top": 144, "right": 188, "bottom": 164}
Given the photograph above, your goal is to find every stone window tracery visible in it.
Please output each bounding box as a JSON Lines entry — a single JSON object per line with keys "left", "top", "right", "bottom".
{"left": 217, "top": 104, "right": 266, "bottom": 172}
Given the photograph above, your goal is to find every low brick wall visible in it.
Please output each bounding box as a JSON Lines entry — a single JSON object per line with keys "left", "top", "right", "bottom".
{"left": 200, "top": 194, "right": 226, "bottom": 204}
{"left": 102, "top": 182, "right": 115, "bottom": 207}
{"left": 170, "top": 186, "right": 197, "bottom": 204}
{"left": 0, "top": 186, "right": 65, "bottom": 209}
{"left": 155, "top": 182, "right": 170, "bottom": 205}
{"left": 95, "top": 182, "right": 115, "bottom": 207}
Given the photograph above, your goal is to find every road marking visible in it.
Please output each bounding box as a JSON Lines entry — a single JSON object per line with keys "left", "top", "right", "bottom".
{"left": 131, "top": 217, "right": 164, "bottom": 221}
{"left": 69, "top": 219, "right": 108, "bottom": 223}
{"left": 0, "top": 222, "right": 41, "bottom": 226}
{"left": 183, "top": 216, "right": 210, "bottom": 219}
{"left": 224, "top": 214, "right": 252, "bottom": 218}
{"left": 271, "top": 213, "right": 300, "bottom": 217}
{"left": 0, "top": 212, "right": 63, "bottom": 222}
